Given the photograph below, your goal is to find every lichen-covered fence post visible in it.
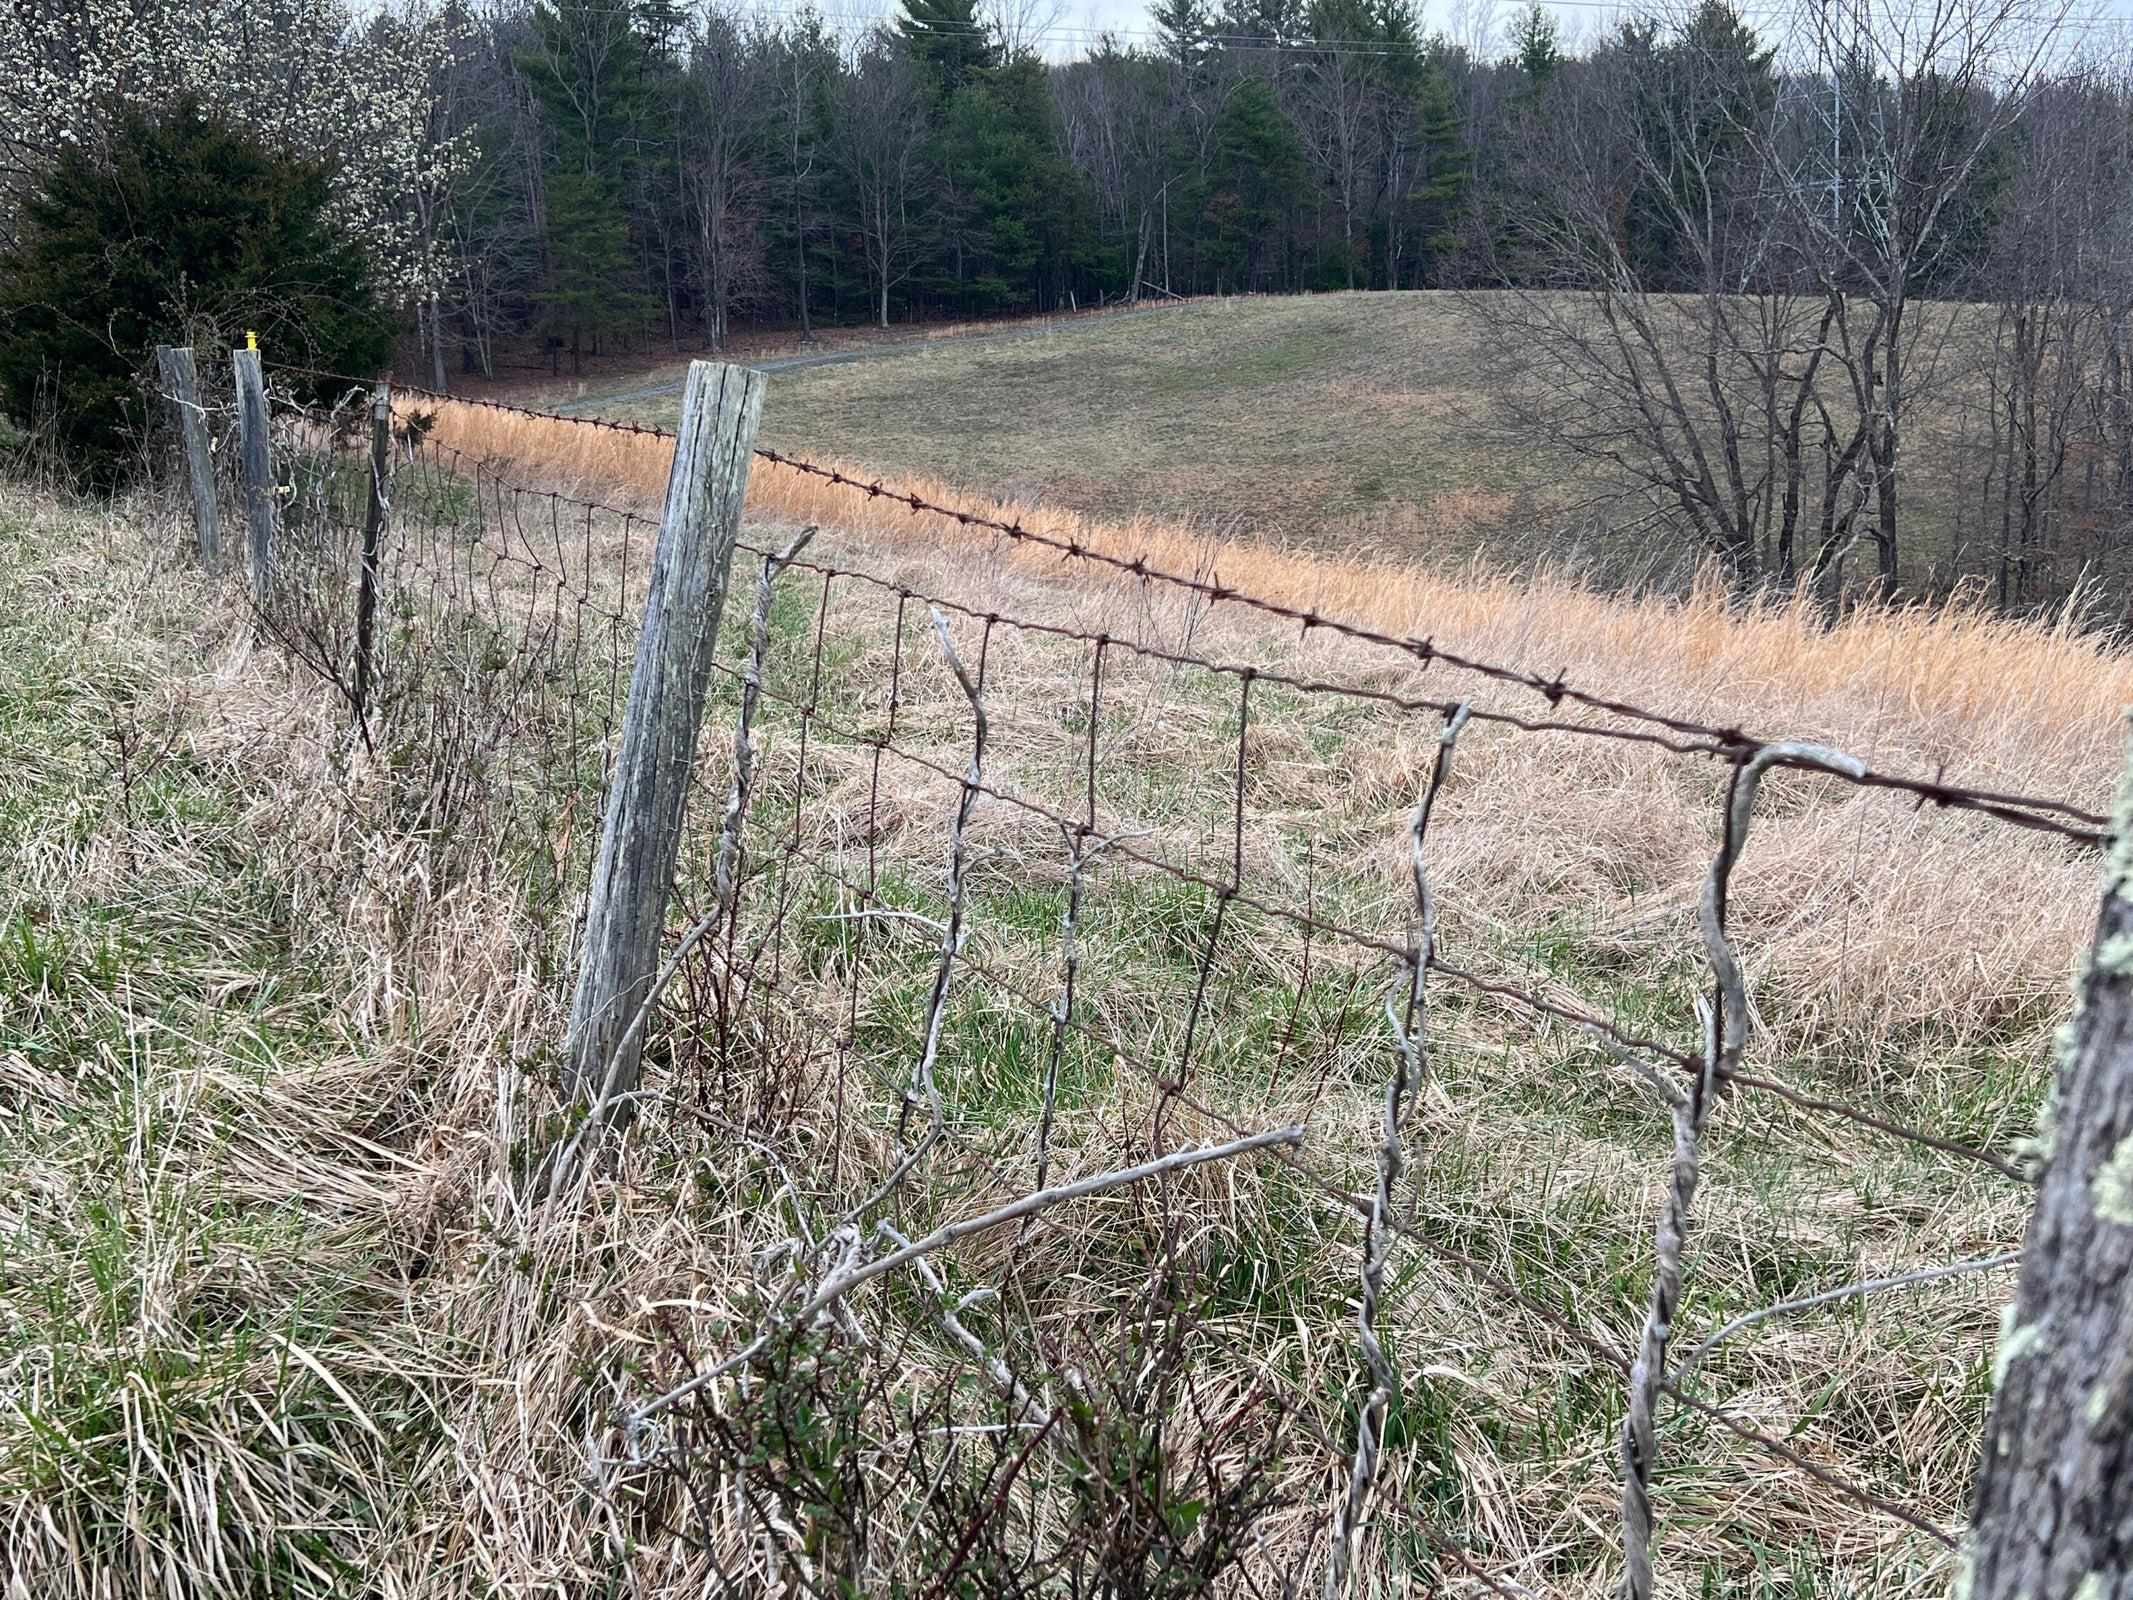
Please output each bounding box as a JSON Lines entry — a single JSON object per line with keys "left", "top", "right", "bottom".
{"left": 351, "top": 380, "right": 391, "bottom": 737}
{"left": 231, "top": 345, "right": 275, "bottom": 608}
{"left": 560, "top": 359, "right": 765, "bottom": 1128}
{"left": 1963, "top": 740, "right": 2133, "bottom": 1599}
{"left": 154, "top": 345, "right": 220, "bottom": 568}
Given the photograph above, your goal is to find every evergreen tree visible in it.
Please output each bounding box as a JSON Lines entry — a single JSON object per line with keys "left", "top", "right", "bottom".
{"left": 517, "top": 0, "right": 658, "bottom": 170}
{"left": 1903, "top": 69, "right": 2016, "bottom": 298}
{"left": 939, "top": 56, "right": 1097, "bottom": 308}
{"left": 517, "top": 0, "right": 661, "bottom": 365}
{"left": 536, "top": 171, "right": 648, "bottom": 370}
{"left": 1201, "top": 75, "right": 1307, "bottom": 290}
{"left": 1215, "top": 0, "right": 1308, "bottom": 51}
{"left": 1152, "top": 0, "right": 1215, "bottom": 71}
{"left": 1413, "top": 54, "right": 1469, "bottom": 281}
{"left": 0, "top": 98, "right": 393, "bottom": 480}
{"left": 763, "top": 10, "right": 841, "bottom": 333}
{"left": 1509, "top": 2, "right": 1561, "bottom": 90}
{"left": 1607, "top": 15, "right": 1674, "bottom": 286}
{"left": 898, "top": 0, "right": 999, "bottom": 99}
{"left": 1613, "top": 2, "right": 1776, "bottom": 290}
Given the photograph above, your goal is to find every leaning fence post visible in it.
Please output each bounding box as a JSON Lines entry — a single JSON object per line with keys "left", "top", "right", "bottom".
{"left": 231, "top": 345, "right": 275, "bottom": 607}
{"left": 155, "top": 345, "right": 220, "bottom": 569}
{"left": 352, "top": 380, "right": 391, "bottom": 734}
{"left": 562, "top": 359, "right": 766, "bottom": 1116}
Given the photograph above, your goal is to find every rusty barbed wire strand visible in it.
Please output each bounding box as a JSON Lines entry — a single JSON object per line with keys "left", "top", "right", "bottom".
{"left": 269, "top": 362, "right": 2108, "bottom": 844}
{"left": 738, "top": 467, "right": 2105, "bottom": 842}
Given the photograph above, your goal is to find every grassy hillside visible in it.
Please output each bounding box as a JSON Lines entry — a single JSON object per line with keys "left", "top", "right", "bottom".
{"left": 596, "top": 295, "right": 1555, "bottom": 560}
{"left": 1, "top": 454, "right": 2117, "bottom": 1595}
{"left": 576, "top": 292, "right": 2009, "bottom": 581}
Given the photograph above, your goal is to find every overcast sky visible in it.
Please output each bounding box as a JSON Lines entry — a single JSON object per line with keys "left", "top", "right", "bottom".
{"left": 752, "top": 0, "right": 2132, "bottom": 63}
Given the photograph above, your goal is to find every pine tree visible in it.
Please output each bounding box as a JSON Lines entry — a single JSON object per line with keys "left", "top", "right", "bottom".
{"left": 937, "top": 56, "right": 1094, "bottom": 308}
{"left": 1413, "top": 56, "right": 1469, "bottom": 281}
{"left": 536, "top": 172, "right": 648, "bottom": 371}
{"left": 1611, "top": 2, "right": 1777, "bottom": 290}
{"left": 517, "top": 0, "right": 658, "bottom": 171}
{"left": 1152, "top": 0, "right": 1214, "bottom": 72}
{"left": 517, "top": 0, "right": 660, "bottom": 365}
{"left": 764, "top": 10, "right": 840, "bottom": 333}
{"left": 898, "top": 0, "right": 999, "bottom": 100}
{"left": 1202, "top": 75, "right": 1307, "bottom": 290}
{"left": 1509, "top": 1, "right": 1561, "bottom": 90}
{"left": 1215, "top": 0, "right": 1307, "bottom": 50}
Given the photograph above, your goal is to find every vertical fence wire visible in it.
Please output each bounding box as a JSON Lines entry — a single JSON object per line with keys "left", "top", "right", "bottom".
{"left": 194, "top": 374, "right": 2091, "bottom": 1596}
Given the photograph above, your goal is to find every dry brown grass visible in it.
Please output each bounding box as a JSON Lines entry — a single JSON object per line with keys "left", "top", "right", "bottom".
{"left": 420, "top": 391, "right": 2133, "bottom": 812}
{"left": 3, "top": 381, "right": 2121, "bottom": 1598}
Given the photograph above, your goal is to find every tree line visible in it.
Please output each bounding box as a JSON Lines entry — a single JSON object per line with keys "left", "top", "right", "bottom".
{"left": 6, "top": 0, "right": 2133, "bottom": 607}
{"left": 411, "top": 0, "right": 1491, "bottom": 374}
{"left": 435, "top": 0, "right": 2133, "bottom": 607}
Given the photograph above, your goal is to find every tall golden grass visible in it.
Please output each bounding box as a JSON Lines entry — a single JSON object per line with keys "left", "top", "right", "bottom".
{"left": 417, "top": 393, "right": 2133, "bottom": 810}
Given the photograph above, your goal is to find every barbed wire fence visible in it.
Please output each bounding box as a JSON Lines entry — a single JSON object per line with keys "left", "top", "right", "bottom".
{"left": 148, "top": 348, "right": 2104, "bottom": 1595}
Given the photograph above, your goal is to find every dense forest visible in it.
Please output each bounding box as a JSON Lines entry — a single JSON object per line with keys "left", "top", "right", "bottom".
{"left": 7, "top": 0, "right": 2133, "bottom": 604}
{"left": 9, "top": 0, "right": 2076, "bottom": 365}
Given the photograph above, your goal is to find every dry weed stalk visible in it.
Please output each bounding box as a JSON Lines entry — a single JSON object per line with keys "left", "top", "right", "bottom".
{"left": 853, "top": 609, "right": 984, "bottom": 1221}
{"left": 631, "top": 1124, "right": 1304, "bottom": 1427}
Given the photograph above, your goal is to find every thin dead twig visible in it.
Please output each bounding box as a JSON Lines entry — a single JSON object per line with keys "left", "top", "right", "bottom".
{"left": 629, "top": 1124, "right": 1305, "bottom": 1427}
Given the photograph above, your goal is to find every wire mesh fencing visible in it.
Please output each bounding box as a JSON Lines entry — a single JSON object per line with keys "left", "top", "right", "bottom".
{"left": 168, "top": 358, "right": 2107, "bottom": 1597}
{"left": 228, "top": 376, "right": 655, "bottom": 940}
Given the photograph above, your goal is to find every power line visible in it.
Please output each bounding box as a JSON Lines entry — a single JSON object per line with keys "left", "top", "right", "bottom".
{"left": 533, "top": 0, "right": 2133, "bottom": 51}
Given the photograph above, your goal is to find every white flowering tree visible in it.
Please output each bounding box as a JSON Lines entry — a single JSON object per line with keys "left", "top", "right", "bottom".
{"left": 0, "top": 0, "right": 476, "bottom": 309}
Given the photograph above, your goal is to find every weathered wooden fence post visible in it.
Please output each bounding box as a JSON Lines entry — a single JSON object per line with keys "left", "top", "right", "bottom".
{"left": 231, "top": 345, "right": 275, "bottom": 607}
{"left": 562, "top": 360, "right": 766, "bottom": 1115}
{"left": 1965, "top": 754, "right": 2133, "bottom": 1598}
{"left": 352, "top": 380, "right": 391, "bottom": 733}
{"left": 154, "top": 345, "right": 220, "bottom": 568}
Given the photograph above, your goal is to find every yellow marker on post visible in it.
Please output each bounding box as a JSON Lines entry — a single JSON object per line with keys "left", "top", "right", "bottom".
{"left": 245, "top": 330, "right": 258, "bottom": 351}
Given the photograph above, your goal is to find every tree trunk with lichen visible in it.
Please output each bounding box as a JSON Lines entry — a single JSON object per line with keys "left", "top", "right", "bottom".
{"left": 1964, "top": 758, "right": 2133, "bottom": 1600}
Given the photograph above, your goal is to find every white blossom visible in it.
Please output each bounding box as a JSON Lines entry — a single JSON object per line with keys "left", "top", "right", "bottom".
{"left": 0, "top": 0, "right": 477, "bottom": 303}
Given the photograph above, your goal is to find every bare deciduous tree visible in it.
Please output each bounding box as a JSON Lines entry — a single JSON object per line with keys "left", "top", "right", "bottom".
{"left": 684, "top": 9, "right": 772, "bottom": 352}
{"left": 830, "top": 32, "right": 934, "bottom": 329}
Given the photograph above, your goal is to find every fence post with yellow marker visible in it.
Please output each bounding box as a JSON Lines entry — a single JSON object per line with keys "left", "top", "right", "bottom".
{"left": 231, "top": 336, "right": 274, "bottom": 609}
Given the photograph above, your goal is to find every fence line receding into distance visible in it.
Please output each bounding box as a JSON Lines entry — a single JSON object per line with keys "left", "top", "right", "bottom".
{"left": 146, "top": 348, "right": 2098, "bottom": 1597}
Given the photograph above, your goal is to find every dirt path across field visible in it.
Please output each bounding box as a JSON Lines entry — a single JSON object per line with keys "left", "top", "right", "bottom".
{"left": 553, "top": 301, "right": 1180, "bottom": 414}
